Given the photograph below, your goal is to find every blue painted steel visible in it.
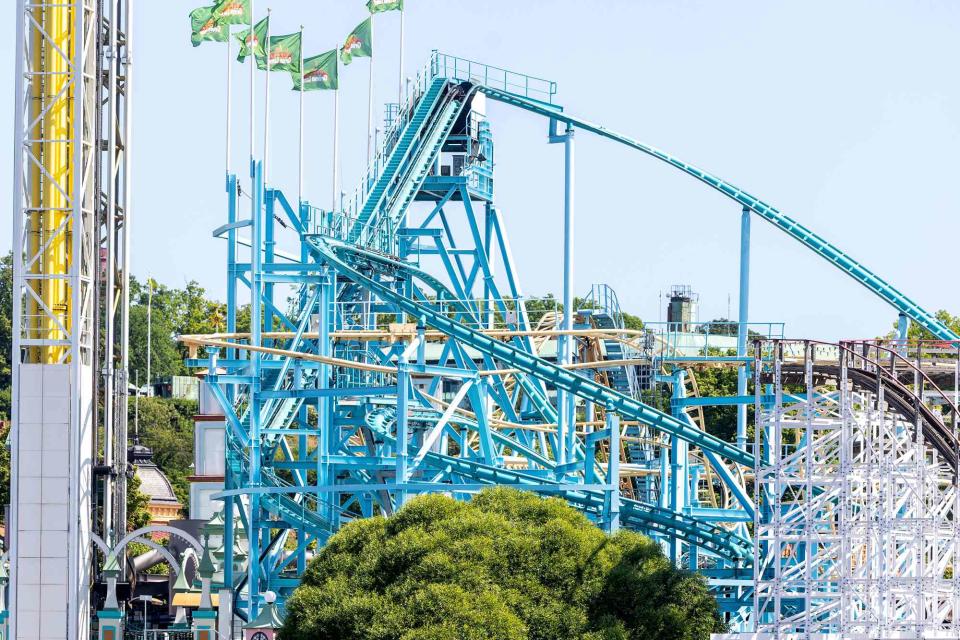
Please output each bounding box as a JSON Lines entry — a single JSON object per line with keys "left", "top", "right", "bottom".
{"left": 470, "top": 83, "right": 959, "bottom": 343}
{"left": 348, "top": 77, "right": 451, "bottom": 243}
{"left": 311, "top": 238, "right": 755, "bottom": 467}
{"left": 737, "top": 207, "right": 751, "bottom": 450}
{"left": 203, "top": 52, "right": 955, "bottom": 620}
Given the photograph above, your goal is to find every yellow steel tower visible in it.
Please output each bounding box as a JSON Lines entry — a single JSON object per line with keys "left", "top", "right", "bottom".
{"left": 12, "top": 0, "right": 132, "bottom": 637}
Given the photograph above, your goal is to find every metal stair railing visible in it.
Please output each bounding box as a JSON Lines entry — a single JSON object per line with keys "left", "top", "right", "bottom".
{"left": 341, "top": 61, "right": 442, "bottom": 219}
{"left": 347, "top": 77, "right": 450, "bottom": 243}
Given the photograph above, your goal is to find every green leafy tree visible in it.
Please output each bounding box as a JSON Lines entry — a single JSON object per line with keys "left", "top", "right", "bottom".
{"left": 130, "top": 396, "right": 198, "bottom": 509}
{"left": 0, "top": 252, "right": 12, "bottom": 420}
{"left": 890, "top": 310, "right": 960, "bottom": 341}
{"left": 691, "top": 366, "right": 742, "bottom": 443}
{"left": 622, "top": 312, "right": 644, "bottom": 331}
{"left": 281, "top": 488, "right": 724, "bottom": 640}
{"left": 129, "top": 302, "right": 184, "bottom": 386}
{"left": 126, "top": 471, "right": 152, "bottom": 531}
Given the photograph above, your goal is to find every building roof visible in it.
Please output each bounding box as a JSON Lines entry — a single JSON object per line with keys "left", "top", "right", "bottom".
{"left": 136, "top": 462, "right": 180, "bottom": 505}
{"left": 244, "top": 602, "right": 284, "bottom": 629}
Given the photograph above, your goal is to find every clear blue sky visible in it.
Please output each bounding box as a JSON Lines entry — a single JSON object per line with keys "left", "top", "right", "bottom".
{"left": 2, "top": 1, "right": 958, "bottom": 339}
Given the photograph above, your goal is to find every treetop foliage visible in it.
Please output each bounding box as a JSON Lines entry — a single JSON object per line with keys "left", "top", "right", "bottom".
{"left": 281, "top": 488, "right": 725, "bottom": 640}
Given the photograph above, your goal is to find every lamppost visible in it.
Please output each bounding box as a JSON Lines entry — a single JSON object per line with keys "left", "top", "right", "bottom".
{"left": 137, "top": 594, "right": 151, "bottom": 640}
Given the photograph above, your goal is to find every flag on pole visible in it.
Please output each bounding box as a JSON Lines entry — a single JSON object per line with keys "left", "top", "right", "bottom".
{"left": 340, "top": 18, "right": 372, "bottom": 65}
{"left": 293, "top": 50, "right": 339, "bottom": 91}
{"left": 212, "top": 0, "right": 251, "bottom": 25}
{"left": 189, "top": 6, "right": 229, "bottom": 47}
{"left": 367, "top": 0, "right": 403, "bottom": 13}
{"left": 259, "top": 31, "right": 302, "bottom": 72}
{"left": 235, "top": 15, "right": 269, "bottom": 62}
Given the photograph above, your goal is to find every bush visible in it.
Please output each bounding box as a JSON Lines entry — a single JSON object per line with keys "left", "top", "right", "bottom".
{"left": 281, "top": 488, "right": 724, "bottom": 640}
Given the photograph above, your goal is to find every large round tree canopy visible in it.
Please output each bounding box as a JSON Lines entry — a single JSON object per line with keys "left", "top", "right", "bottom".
{"left": 280, "top": 488, "right": 725, "bottom": 640}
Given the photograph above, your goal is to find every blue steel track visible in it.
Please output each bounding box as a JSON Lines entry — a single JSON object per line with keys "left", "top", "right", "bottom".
{"left": 190, "top": 51, "right": 958, "bottom": 622}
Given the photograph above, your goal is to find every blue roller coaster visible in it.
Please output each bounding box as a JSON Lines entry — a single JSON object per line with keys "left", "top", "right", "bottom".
{"left": 181, "top": 51, "right": 960, "bottom": 633}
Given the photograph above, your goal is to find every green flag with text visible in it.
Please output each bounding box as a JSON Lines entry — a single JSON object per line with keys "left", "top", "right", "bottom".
{"left": 367, "top": 0, "right": 403, "bottom": 13}
{"left": 340, "top": 18, "right": 372, "bottom": 65}
{"left": 294, "top": 50, "right": 339, "bottom": 91}
{"left": 190, "top": 6, "right": 229, "bottom": 47}
{"left": 259, "top": 31, "right": 302, "bottom": 72}
{"left": 211, "top": 0, "right": 251, "bottom": 25}
{"left": 235, "top": 16, "right": 269, "bottom": 62}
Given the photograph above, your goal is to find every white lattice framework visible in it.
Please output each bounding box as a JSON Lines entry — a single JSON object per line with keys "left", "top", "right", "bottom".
{"left": 753, "top": 342, "right": 960, "bottom": 640}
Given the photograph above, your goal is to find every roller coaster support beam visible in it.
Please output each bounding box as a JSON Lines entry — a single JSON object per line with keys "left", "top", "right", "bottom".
{"left": 669, "top": 370, "right": 690, "bottom": 564}
{"left": 226, "top": 173, "right": 239, "bottom": 365}
{"left": 247, "top": 160, "right": 264, "bottom": 621}
{"left": 396, "top": 352, "right": 411, "bottom": 508}
{"left": 737, "top": 206, "right": 751, "bottom": 450}
{"left": 605, "top": 413, "right": 620, "bottom": 533}
{"left": 549, "top": 120, "right": 576, "bottom": 465}
{"left": 896, "top": 313, "right": 910, "bottom": 355}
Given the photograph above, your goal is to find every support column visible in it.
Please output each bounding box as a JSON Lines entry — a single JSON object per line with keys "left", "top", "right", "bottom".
{"left": 396, "top": 353, "right": 410, "bottom": 508}
{"left": 217, "top": 588, "right": 233, "bottom": 640}
{"left": 605, "top": 413, "right": 620, "bottom": 534}
{"left": 264, "top": 189, "right": 277, "bottom": 336}
{"left": 318, "top": 270, "right": 335, "bottom": 525}
{"left": 226, "top": 174, "right": 238, "bottom": 365}
{"left": 552, "top": 123, "right": 576, "bottom": 466}
{"left": 737, "top": 206, "right": 751, "bottom": 451}
{"left": 896, "top": 313, "right": 910, "bottom": 356}
{"left": 669, "top": 371, "right": 689, "bottom": 564}
{"left": 246, "top": 161, "right": 264, "bottom": 619}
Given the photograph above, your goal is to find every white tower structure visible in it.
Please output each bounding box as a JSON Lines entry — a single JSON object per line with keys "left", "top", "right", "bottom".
{"left": 10, "top": 1, "right": 132, "bottom": 638}
{"left": 753, "top": 341, "right": 960, "bottom": 639}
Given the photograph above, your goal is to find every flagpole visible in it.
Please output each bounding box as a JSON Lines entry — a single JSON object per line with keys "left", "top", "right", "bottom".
{"left": 249, "top": 0, "right": 255, "bottom": 166}
{"left": 298, "top": 25, "right": 304, "bottom": 204}
{"left": 263, "top": 8, "right": 272, "bottom": 185}
{"left": 332, "top": 86, "right": 340, "bottom": 212}
{"left": 398, "top": 6, "right": 405, "bottom": 106}
{"left": 226, "top": 29, "right": 232, "bottom": 176}
{"left": 367, "top": 14, "right": 374, "bottom": 166}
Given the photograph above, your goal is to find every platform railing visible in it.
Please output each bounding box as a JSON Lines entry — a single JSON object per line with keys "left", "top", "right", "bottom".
{"left": 431, "top": 51, "right": 557, "bottom": 104}
{"left": 344, "top": 52, "right": 555, "bottom": 215}
{"left": 309, "top": 206, "right": 396, "bottom": 255}
{"left": 581, "top": 284, "right": 625, "bottom": 329}
{"left": 644, "top": 321, "right": 786, "bottom": 360}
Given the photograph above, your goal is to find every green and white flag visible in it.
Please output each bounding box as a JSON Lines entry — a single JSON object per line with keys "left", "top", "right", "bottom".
{"left": 190, "top": 6, "right": 229, "bottom": 47}
{"left": 340, "top": 18, "right": 372, "bottom": 65}
{"left": 367, "top": 0, "right": 403, "bottom": 13}
{"left": 294, "top": 50, "right": 339, "bottom": 91}
{"left": 235, "top": 15, "right": 269, "bottom": 62}
{"left": 259, "top": 31, "right": 302, "bottom": 72}
{"left": 211, "top": 0, "right": 251, "bottom": 25}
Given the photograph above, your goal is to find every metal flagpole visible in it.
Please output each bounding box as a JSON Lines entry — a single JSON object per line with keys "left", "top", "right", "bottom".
{"left": 263, "top": 8, "right": 272, "bottom": 184}
{"left": 298, "top": 26, "right": 304, "bottom": 204}
{"left": 249, "top": 0, "right": 255, "bottom": 165}
{"left": 367, "top": 15, "right": 374, "bottom": 165}
{"left": 226, "top": 30, "right": 232, "bottom": 176}
{"left": 398, "top": 7, "right": 405, "bottom": 105}
{"left": 332, "top": 87, "right": 340, "bottom": 212}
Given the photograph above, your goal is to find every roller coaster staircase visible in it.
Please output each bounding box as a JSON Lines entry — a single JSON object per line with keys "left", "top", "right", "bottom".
{"left": 346, "top": 75, "right": 468, "bottom": 246}
{"left": 577, "top": 285, "right": 661, "bottom": 505}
